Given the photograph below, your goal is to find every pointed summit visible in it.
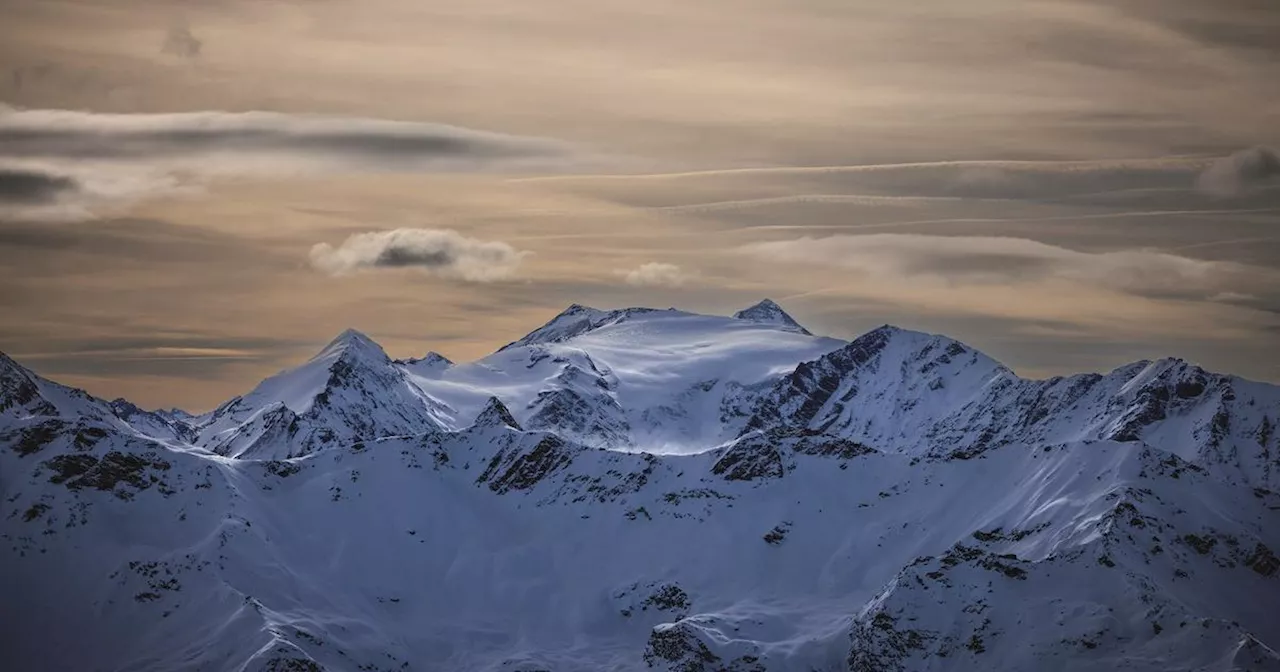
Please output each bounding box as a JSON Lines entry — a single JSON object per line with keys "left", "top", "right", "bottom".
{"left": 313, "top": 328, "right": 389, "bottom": 363}
{"left": 732, "top": 299, "right": 812, "bottom": 335}
{"left": 472, "top": 396, "right": 522, "bottom": 431}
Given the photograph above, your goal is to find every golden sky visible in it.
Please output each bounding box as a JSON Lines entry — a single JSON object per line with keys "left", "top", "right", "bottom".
{"left": 1, "top": 0, "right": 1279, "bottom": 410}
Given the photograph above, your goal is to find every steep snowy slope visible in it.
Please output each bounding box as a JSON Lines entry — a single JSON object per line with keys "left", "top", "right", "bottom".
{"left": 1, "top": 300, "right": 1277, "bottom": 672}
{"left": 3, "top": 408, "right": 1276, "bottom": 671}
{"left": 193, "top": 330, "right": 453, "bottom": 459}
{"left": 743, "top": 326, "right": 1280, "bottom": 489}
{"left": 0, "top": 352, "right": 120, "bottom": 425}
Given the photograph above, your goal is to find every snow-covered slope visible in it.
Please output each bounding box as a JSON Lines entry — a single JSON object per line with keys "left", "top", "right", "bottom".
{"left": 1, "top": 300, "right": 1277, "bottom": 672}
{"left": 742, "top": 326, "right": 1280, "bottom": 490}
{"left": 191, "top": 329, "right": 453, "bottom": 459}
{"left": 403, "top": 302, "right": 847, "bottom": 451}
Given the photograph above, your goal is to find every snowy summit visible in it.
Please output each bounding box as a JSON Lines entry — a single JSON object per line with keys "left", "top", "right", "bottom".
{"left": 733, "top": 298, "right": 813, "bottom": 335}
{"left": 1, "top": 300, "right": 1278, "bottom": 672}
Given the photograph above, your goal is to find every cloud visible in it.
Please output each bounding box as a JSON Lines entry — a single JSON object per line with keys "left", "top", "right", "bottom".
{"left": 0, "top": 168, "right": 77, "bottom": 204}
{"left": 0, "top": 107, "right": 578, "bottom": 219}
{"left": 309, "top": 228, "right": 529, "bottom": 282}
{"left": 161, "top": 23, "right": 202, "bottom": 59}
{"left": 0, "top": 160, "right": 185, "bottom": 221}
{"left": 739, "top": 234, "right": 1266, "bottom": 302}
{"left": 0, "top": 108, "right": 567, "bottom": 165}
{"left": 1196, "top": 147, "right": 1280, "bottom": 197}
{"left": 620, "top": 262, "right": 689, "bottom": 287}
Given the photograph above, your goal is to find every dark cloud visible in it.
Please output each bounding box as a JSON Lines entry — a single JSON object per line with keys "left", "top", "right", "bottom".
{"left": 161, "top": 24, "right": 202, "bottom": 59}
{"left": 0, "top": 168, "right": 77, "bottom": 204}
{"left": 1197, "top": 147, "right": 1280, "bottom": 197}
{"left": 0, "top": 108, "right": 581, "bottom": 219}
{"left": 0, "top": 109, "right": 568, "bottom": 165}
{"left": 309, "top": 228, "right": 529, "bottom": 281}
{"left": 0, "top": 217, "right": 280, "bottom": 264}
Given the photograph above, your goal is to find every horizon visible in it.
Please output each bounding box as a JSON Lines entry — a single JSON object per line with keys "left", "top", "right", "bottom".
{"left": 6, "top": 296, "right": 1269, "bottom": 415}
{"left": 3, "top": 0, "right": 1279, "bottom": 411}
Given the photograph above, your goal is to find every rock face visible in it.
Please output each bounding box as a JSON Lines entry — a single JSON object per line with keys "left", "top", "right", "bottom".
{"left": 1, "top": 301, "right": 1277, "bottom": 672}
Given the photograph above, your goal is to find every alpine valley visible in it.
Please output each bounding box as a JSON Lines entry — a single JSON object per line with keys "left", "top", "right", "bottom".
{"left": 2, "top": 300, "right": 1278, "bottom": 672}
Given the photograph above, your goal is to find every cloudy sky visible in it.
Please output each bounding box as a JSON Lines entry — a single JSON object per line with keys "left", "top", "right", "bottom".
{"left": 1, "top": 0, "right": 1278, "bottom": 410}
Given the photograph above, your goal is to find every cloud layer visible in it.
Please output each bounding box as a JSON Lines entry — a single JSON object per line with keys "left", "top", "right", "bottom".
{"left": 0, "top": 108, "right": 566, "bottom": 165}
{"left": 740, "top": 234, "right": 1266, "bottom": 302}
{"left": 309, "top": 228, "right": 528, "bottom": 282}
{"left": 0, "top": 107, "right": 576, "bottom": 219}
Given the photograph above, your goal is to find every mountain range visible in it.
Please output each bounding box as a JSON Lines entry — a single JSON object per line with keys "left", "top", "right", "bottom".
{"left": 1, "top": 300, "right": 1277, "bottom": 671}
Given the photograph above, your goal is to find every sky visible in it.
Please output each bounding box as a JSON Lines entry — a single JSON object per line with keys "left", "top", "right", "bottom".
{"left": 1, "top": 0, "right": 1278, "bottom": 411}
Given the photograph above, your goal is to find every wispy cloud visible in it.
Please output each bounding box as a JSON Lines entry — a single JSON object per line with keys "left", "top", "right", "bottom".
{"left": 620, "top": 262, "right": 690, "bottom": 287}
{"left": 0, "top": 108, "right": 566, "bottom": 165}
{"left": 0, "top": 162, "right": 185, "bottom": 221}
{"left": 0, "top": 107, "right": 578, "bottom": 219}
{"left": 739, "top": 234, "right": 1269, "bottom": 303}
{"left": 309, "top": 228, "right": 529, "bottom": 282}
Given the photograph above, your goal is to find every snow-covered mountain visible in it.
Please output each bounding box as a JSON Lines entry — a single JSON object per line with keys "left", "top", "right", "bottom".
{"left": 742, "top": 326, "right": 1280, "bottom": 490}
{"left": 405, "top": 302, "right": 846, "bottom": 451}
{"left": 1, "top": 301, "right": 1277, "bottom": 672}
{"left": 190, "top": 329, "right": 454, "bottom": 459}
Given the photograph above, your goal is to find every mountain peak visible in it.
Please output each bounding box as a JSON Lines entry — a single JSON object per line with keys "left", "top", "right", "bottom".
{"left": 328, "top": 327, "right": 376, "bottom": 347}
{"left": 0, "top": 351, "right": 30, "bottom": 376}
{"left": 732, "top": 299, "right": 812, "bottom": 335}
{"left": 314, "top": 328, "right": 389, "bottom": 363}
{"left": 472, "top": 396, "right": 522, "bottom": 431}
{"left": 498, "top": 304, "right": 612, "bottom": 352}
{"left": 398, "top": 351, "right": 454, "bottom": 373}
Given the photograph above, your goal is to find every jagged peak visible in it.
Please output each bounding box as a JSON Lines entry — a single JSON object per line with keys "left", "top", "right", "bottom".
{"left": 472, "top": 396, "right": 522, "bottom": 431}
{"left": 732, "top": 299, "right": 812, "bottom": 335}
{"left": 109, "top": 397, "right": 143, "bottom": 417}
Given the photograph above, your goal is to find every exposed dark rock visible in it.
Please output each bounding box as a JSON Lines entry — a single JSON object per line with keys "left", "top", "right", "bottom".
{"left": 712, "top": 441, "right": 783, "bottom": 481}
{"left": 644, "top": 624, "right": 722, "bottom": 672}
{"left": 4, "top": 420, "right": 67, "bottom": 457}
{"left": 486, "top": 436, "right": 575, "bottom": 494}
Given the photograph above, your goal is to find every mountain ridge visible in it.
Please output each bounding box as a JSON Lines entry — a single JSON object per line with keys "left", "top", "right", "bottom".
{"left": 0, "top": 300, "right": 1277, "bottom": 672}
